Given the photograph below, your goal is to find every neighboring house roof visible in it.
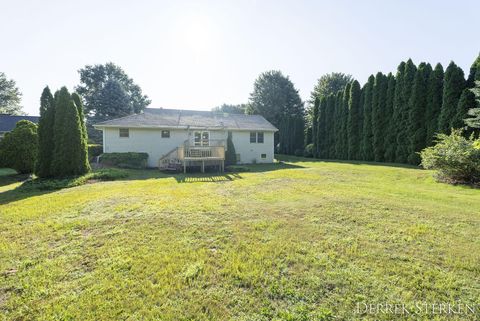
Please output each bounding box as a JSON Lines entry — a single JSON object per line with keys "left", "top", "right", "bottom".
{"left": 94, "top": 108, "right": 278, "bottom": 131}
{"left": 0, "top": 114, "right": 40, "bottom": 132}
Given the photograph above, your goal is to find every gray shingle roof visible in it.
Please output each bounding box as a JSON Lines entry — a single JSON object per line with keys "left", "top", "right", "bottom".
{"left": 94, "top": 108, "right": 278, "bottom": 131}
{"left": 0, "top": 114, "right": 40, "bottom": 132}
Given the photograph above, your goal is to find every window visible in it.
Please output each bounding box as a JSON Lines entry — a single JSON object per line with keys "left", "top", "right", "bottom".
{"left": 119, "top": 128, "right": 129, "bottom": 138}
{"left": 194, "top": 131, "right": 209, "bottom": 146}
{"left": 250, "top": 132, "right": 265, "bottom": 143}
{"left": 257, "top": 132, "right": 264, "bottom": 143}
{"left": 161, "top": 130, "right": 170, "bottom": 138}
{"left": 261, "top": 153, "right": 267, "bottom": 159}
{"left": 236, "top": 154, "right": 241, "bottom": 163}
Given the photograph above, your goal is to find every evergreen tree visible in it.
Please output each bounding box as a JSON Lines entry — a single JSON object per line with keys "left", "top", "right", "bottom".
{"left": 0, "top": 120, "right": 38, "bottom": 173}
{"left": 338, "top": 83, "right": 351, "bottom": 159}
{"left": 453, "top": 89, "right": 476, "bottom": 132}
{"left": 324, "top": 94, "right": 336, "bottom": 158}
{"left": 395, "top": 59, "right": 417, "bottom": 163}
{"left": 51, "top": 87, "right": 86, "bottom": 177}
{"left": 466, "top": 53, "right": 480, "bottom": 87}
{"left": 35, "top": 87, "right": 56, "bottom": 178}
{"left": 312, "top": 97, "right": 319, "bottom": 157}
{"left": 361, "top": 75, "right": 375, "bottom": 161}
{"left": 438, "top": 61, "right": 465, "bottom": 134}
{"left": 371, "top": 72, "right": 388, "bottom": 162}
{"left": 72, "top": 93, "right": 90, "bottom": 174}
{"left": 383, "top": 73, "right": 396, "bottom": 162}
{"left": 347, "top": 81, "right": 362, "bottom": 160}
{"left": 425, "top": 63, "right": 444, "bottom": 146}
{"left": 465, "top": 81, "right": 480, "bottom": 129}
{"left": 407, "top": 63, "right": 432, "bottom": 165}
{"left": 333, "top": 91, "right": 344, "bottom": 158}
{"left": 225, "top": 131, "right": 237, "bottom": 165}
{"left": 317, "top": 97, "right": 327, "bottom": 158}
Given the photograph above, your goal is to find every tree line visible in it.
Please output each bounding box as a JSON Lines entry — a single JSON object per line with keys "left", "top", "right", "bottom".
{"left": 306, "top": 56, "right": 480, "bottom": 165}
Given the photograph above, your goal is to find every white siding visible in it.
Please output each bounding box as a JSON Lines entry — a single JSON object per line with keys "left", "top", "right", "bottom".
{"left": 231, "top": 131, "right": 274, "bottom": 164}
{"left": 102, "top": 127, "right": 274, "bottom": 167}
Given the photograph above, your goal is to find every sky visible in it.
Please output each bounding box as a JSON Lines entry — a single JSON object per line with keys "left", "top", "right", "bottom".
{"left": 1, "top": 0, "right": 479, "bottom": 116}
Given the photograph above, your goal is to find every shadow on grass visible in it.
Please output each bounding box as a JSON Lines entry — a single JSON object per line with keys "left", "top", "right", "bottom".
{"left": 275, "top": 154, "right": 421, "bottom": 169}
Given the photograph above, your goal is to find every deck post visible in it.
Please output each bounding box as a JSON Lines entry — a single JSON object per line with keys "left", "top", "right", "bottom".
{"left": 201, "top": 160, "right": 205, "bottom": 173}
{"left": 183, "top": 160, "right": 186, "bottom": 173}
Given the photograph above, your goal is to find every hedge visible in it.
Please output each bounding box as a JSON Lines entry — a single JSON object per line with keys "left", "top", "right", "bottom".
{"left": 99, "top": 152, "right": 149, "bottom": 169}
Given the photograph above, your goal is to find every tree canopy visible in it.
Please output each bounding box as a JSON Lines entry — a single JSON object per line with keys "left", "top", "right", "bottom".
{"left": 247, "top": 70, "right": 304, "bottom": 154}
{"left": 0, "top": 72, "right": 23, "bottom": 115}
{"left": 212, "top": 103, "right": 247, "bottom": 114}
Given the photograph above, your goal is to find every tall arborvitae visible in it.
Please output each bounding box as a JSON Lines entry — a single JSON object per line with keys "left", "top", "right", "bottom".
{"left": 453, "top": 89, "right": 476, "bottom": 131}
{"left": 383, "top": 73, "right": 396, "bottom": 161}
{"left": 72, "top": 93, "right": 90, "bottom": 174}
{"left": 384, "top": 62, "right": 405, "bottom": 162}
{"left": 407, "top": 62, "right": 432, "bottom": 165}
{"left": 425, "top": 63, "right": 444, "bottom": 146}
{"left": 339, "top": 83, "right": 351, "bottom": 159}
{"left": 347, "top": 80, "right": 362, "bottom": 160}
{"left": 438, "top": 62, "right": 466, "bottom": 134}
{"left": 333, "top": 91, "right": 344, "bottom": 158}
{"left": 395, "top": 59, "right": 417, "bottom": 163}
{"left": 325, "top": 94, "right": 336, "bottom": 158}
{"left": 51, "top": 87, "right": 85, "bottom": 177}
{"left": 371, "top": 72, "right": 388, "bottom": 162}
{"left": 317, "top": 97, "right": 327, "bottom": 158}
{"left": 35, "top": 87, "right": 56, "bottom": 178}
{"left": 361, "top": 75, "right": 375, "bottom": 161}
{"left": 312, "top": 97, "right": 319, "bottom": 157}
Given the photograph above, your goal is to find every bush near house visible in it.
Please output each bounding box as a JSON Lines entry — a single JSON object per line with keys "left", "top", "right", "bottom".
{"left": 0, "top": 120, "right": 38, "bottom": 174}
{"left": 88, "top": 144, "right": 103, "bottom": 160}
{"left": 100, "top": 152, "right": 149, "bottom": 169}
{"left": 420, "top": 129, "right": 480, "bottom": 185}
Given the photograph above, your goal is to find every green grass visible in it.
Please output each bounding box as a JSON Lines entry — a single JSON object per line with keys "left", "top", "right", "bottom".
{"left": 0, "top": 158, "right": 479, "bottom": 320}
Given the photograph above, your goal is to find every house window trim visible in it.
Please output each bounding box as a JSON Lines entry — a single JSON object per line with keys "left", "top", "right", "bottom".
{"left": 193, "top": 131, "right": 210, "bottom": 146}
{"left": 119, "top": 128, "right": 129, "bottom": 138}
{"left": 161, "top": 130, "right": 170, "bottom": 138}
{"left": 250, "top": 131, "right": 265, "bottom": 143}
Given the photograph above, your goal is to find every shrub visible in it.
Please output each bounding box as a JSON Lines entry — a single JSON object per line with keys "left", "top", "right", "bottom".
{"left": 420, "top": 129, "right": 480, "bottom": 185}
{"left": 0, "top": 120, "right": 38, "bottom": 173}
{"left": 88, "top": 144, "right": 103, "bottom": 159}
{"left": 303, "top": 144, "right": 314, "bottom": 158}
{"left": 100, "top": 152, "right": 149, "bottom": 169}
{"left": 225, "top": 131, "right": 237, "bottom": 165}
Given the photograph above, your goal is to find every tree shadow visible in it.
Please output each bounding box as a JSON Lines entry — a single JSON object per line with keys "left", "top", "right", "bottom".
{"left": 275, "top": 154, "right": 420, "bottom": 169}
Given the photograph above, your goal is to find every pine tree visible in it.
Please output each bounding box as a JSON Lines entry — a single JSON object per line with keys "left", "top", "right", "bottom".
{"left": 361, "top": 75, "right": 375, "bottom": 161}
{"left": 425, "top": 63, "right": 444, "bottom": 146}
{"left": 51, "top": 87, "right": 85, "bottom": 177}
{"left": 225, "top": 131, "right": 237, "bottom": 165}
{"left": 395, "top": 59, "right": 417, "bottom": 163}
{"left": 407, "top": 63, "right": 432, "bottom": 165}
{"left": 35, "top": 87, "right": 56, "bottom": 178}
{"left": 347, "top": 80, "right": 362, "bottom": 160}
{"left": 371, "top": 72, "right": 388, "bottom": 162}
{"left": 312, "top": 97, "right": 319, "bottom": 157}
{"left": 317, "top": 97, "right": 327, "bottom": 158}
{"left": 72, "top": 93, "right": 90, "bottom": 174}
{"left": 383, "top": 73, "right": 396, "bottom": 162}
{"left": 438, "top": 62, "right": 465, "bottom": 134}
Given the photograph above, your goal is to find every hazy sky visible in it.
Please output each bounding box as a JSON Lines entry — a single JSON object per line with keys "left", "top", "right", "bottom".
{"left": 1, "top": 0, "right": 479, "bottom": 116}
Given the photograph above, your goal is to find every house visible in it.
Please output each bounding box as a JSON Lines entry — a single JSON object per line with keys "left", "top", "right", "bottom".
{"left": 0, "top": 114, "right": 40, "bottom": 140}
{"left": 93, "top": 108, "right": 278, "bottom": 171}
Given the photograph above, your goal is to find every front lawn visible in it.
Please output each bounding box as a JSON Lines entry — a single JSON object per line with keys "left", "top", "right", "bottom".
{"left": 0, "top": 158, "right": 479, "bottom": 320}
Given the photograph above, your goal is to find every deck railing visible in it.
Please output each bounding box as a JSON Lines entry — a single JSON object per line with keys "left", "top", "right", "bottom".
{"left": 178, "top": 145, "right": 225, "bottom": 160}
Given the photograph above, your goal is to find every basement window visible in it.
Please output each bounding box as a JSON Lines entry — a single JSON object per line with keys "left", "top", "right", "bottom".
{"left": 261, "top": 153, "right": 267, "bottom": 159}
{"left": 161, "top": 130, "right": 170, "bottom": 138}
{"left": 119, "top": 128, "right": 129, "bottom": 138}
